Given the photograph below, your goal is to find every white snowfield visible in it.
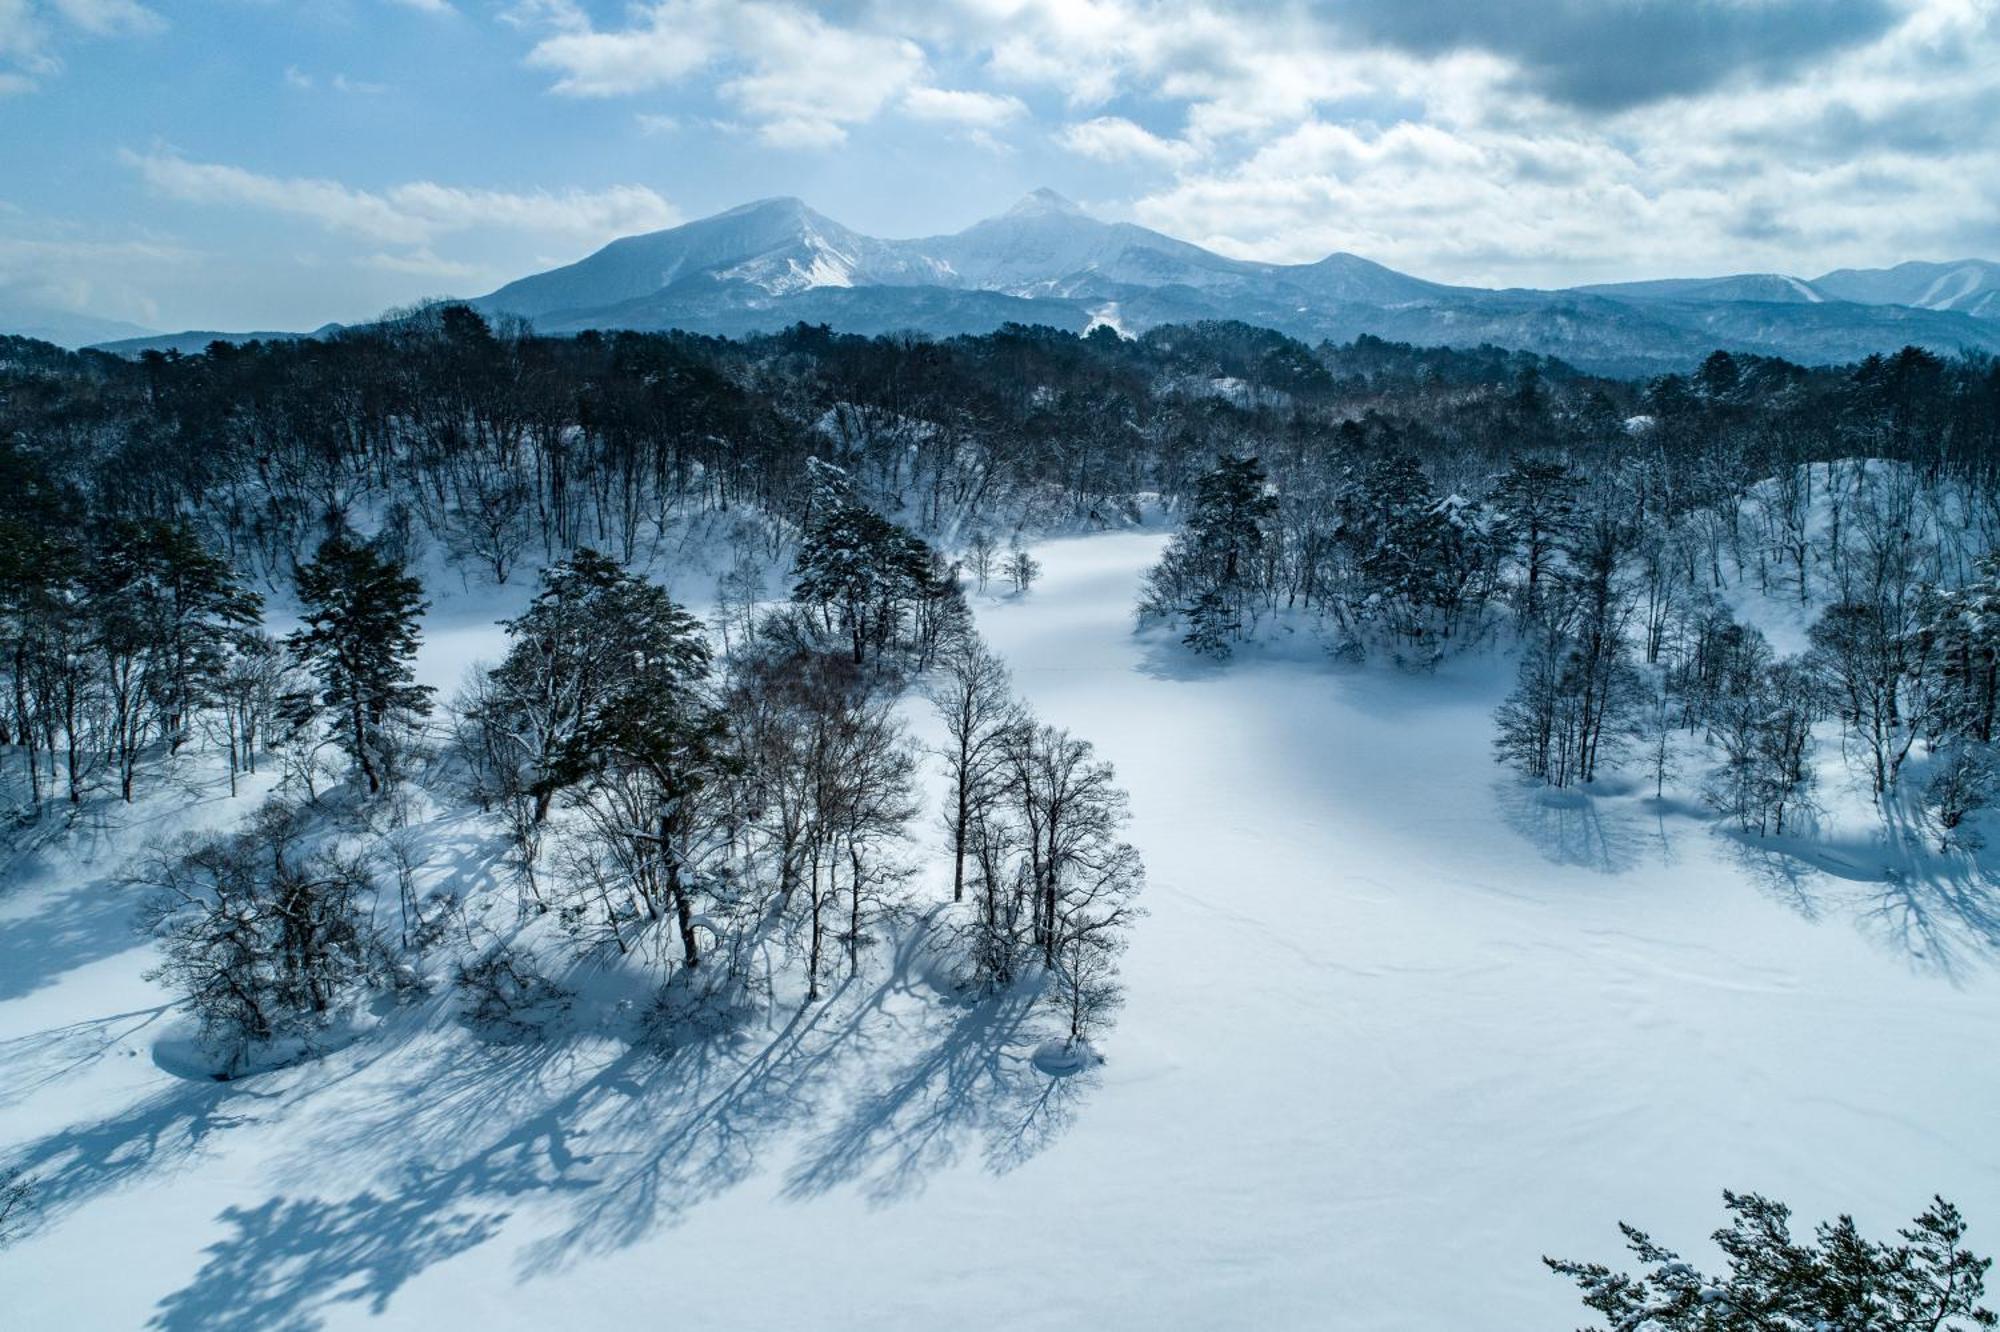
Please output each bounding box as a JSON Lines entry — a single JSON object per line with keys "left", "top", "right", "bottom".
{"left": 4, "top": 526, "right": 1999, "bottom": 1330}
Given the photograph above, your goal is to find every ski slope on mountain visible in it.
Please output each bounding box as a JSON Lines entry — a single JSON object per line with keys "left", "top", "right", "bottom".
{"left": 3, "top": 524, "right": 1999, "bottom": 1329}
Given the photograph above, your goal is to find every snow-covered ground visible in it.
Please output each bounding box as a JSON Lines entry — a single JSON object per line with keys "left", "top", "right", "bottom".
{"left": 4, "top": 525, "right": 1999, "bottom": 1329}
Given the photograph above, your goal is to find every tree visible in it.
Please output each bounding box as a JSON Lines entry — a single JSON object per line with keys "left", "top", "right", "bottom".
{"left": 925, "top": 631, "right": 1020, "bottom": 904}
{"left": 792, "top": 460, "right": 939, "bottom": 665}
{"left": 1926, "top": 745, "right": 1992, "bottom": 851}
{"left": 215, "top": 632, "right": 291, "bottom": 797}
{"left": 965, "top": 530, "right": 999, "bottom": 593}
{"left": 1139, "top": 454, "right": 1278, "bottom": 653}
{"left": 138, "top": 800, "right": 382, "bottom": 1071}
{"left": 475, "top": 549, "right": 664, "bottom": 821}
{"left": 0, "top": 1167, "right": 32, "bottom": 1247}
{"left": 1490, "top": 457, "right": 1579, "bottom": 622}
{"left": 1494, "top": 568, "right": 1648, "bottom": 791}
{"left": 1004, "top": 722, "right": 1145, "bottom": 1046}
{"left": 566, "top": 578, "right": 727, "bottom": 974}
{"left": 1810, "top": 598, "right": 1938, "bottom": 797}
{"left": 89, "top": 519, "right": 261, "bottom": 800}
{"left": 1705, "top": 657, "right": 1818, "bottom": 835}
{"left": 1548, "top": 1191, "right": 1995, "bottom": 1331}
{"left": 1003, "top": 546, "right": 1041, "bottom": 594}
{"left": 285, "top": 531, "right": 432, "bottom": 796}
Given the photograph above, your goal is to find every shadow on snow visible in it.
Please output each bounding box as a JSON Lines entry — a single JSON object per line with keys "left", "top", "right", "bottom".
{"left": 2, "top": 915, "right": 1089, "bottom": 1330}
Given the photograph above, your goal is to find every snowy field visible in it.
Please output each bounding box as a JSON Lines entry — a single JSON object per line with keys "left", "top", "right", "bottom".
{"left": 4, "top": 524, "right": 1999, "bottom": 1329}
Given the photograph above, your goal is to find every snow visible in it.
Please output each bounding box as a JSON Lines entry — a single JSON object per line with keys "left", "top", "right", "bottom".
{"left": 4, "top": 523, "right": 2000, "bottom": 1328}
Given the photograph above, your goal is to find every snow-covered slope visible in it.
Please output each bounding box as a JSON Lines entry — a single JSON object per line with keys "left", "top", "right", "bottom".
{"left": 4, "top": 522, "right": 1997, "bottom": 1330}
{"left": 1814, "top": 259, "right": 2000, "bottom": 320}
{"left": 477, "top": 197, "right": 950, "bottom": 321}
{"left": 1576, "top": 273, "right": 1830, "bottom": 304}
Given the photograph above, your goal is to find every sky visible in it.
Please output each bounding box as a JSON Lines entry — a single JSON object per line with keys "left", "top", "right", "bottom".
{"left": 1, "top": 0, "right": 1996, "bottom": 333}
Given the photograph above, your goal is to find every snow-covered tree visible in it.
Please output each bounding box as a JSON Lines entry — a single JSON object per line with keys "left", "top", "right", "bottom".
{"left": 284, "top": 531, "right": 432, "bottom": 797}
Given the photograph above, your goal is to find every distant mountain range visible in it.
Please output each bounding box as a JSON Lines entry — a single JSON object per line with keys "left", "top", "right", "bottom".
{"left": 38, "top": 189, "right": 2000, "bottom": 376}
{"left": 0, "top": 301, "right": 156, "bottom": 350}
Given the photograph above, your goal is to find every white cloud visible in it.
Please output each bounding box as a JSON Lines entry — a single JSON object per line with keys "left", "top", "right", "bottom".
{"left": 123, "top": 150, "right": 680, "bottom": 249}
{"left": 1057, "top": 115, "right": 1197, "bottom": 169}
{"left": 47, "top": 0, "right": 158, "bottom": 37}
{"left": 902, "top": 85, "right": 1026, "bottom": 126}
{"left": 525, "top": 0, "right": 927, "bottom": 148}
{"left": 0, "top": 0, "right": 158, "bottom": 90}
{"left": 524, "top": 0, "right": 716, "bottom": 95}
{"left": 359, "top": 248, "right": 485, "bottom": 281}
{"left": 0, "top": 231, "right": 191, "bottom": 324}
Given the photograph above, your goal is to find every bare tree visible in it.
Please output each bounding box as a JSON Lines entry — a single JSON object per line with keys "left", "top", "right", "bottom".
{"left": 925, "top": 632, "right": 1021, "bottom": 903}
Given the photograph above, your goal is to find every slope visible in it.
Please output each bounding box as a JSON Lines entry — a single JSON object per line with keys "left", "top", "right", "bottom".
{"left": 3, "top": 522, "right": 1997, "bottom": 1330}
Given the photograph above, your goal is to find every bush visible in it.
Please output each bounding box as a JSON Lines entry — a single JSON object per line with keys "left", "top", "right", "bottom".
{"left": 137, "top": 800, "right": 383, "bottom": 1069}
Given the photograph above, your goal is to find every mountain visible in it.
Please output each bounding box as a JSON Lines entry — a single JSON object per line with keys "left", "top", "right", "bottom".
{"left": 0, "top": 300, "right": 155, "bottom": 349}
{"left": 1573, "top": 273, "right": 1829, "bottom": 304}
{"left": 89, "top": 325, "right": 340, "bottom": 357}
{"left": 389, "top": 194, "right": 2000, "bottom": 373}
{"left": 1811, "top": 259, "right": 2000, "bottom": 319}
{"left": 479, "top": 197, "right": 950, "bottom": 323}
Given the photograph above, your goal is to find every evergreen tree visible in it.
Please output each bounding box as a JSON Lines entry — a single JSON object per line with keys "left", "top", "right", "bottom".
{"left": 1549, "top": 1191, "right": 1995, "bottom": 1331}
{"left": 564, "top": 578, "right": 726, "bottom": 973}
{"left": 285, "top": 531, "right": 432, "bottom": 796}
{"left": 1490, "top": 457, "right": 1579, "bottom": 622}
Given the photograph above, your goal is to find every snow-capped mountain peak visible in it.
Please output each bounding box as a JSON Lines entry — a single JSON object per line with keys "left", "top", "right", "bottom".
{"left": 461, "top": 194, "right": 2000, "bottom": 375}
{"left": 1006, "top": 187, "right": 1085, "bottom": 218}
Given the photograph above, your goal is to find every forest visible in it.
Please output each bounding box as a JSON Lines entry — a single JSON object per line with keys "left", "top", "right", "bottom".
{"left": 3, "top": 308, "right": 1999, "bottom": 1325}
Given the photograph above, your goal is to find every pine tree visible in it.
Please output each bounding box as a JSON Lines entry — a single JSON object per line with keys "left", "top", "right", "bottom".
{"left": 1548, "top": 1192, "right": 1996, "bottom": 1331}
{"left": 564, "top": 578, "right": 726, "bottom": 973}
{"left": 285, "top": 531, "right": 432, "bottom": 797}
{"left": 1490, "top": 457, "right": 1579, "bottom": 622}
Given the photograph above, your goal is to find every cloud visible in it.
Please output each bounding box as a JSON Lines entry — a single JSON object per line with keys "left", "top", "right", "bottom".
{"left": 0, "top": 230, "right": 191, "bottom": 325}
{"left": 525, "top": 0, "right": 926, "bottom": 147}
{"left": 525, "top": 1, "right": 712, "bottom": 95}
{"left": 901, "top": 85, "right": 1026, "bottom": 127}
{"left": 359, "top": 248, "right": 485, "bottom": 281}
{"left": 123, "top": 150, "right": 680, "bottom": 248}
{"left": 0, "top": 0, "right": 160, "bottom": 90}
{"left": 1057, "top": 115, "right": 1197, "bottom": 169}
{"left": 1326, "top": 0, "right": 1904, "bottom": 111}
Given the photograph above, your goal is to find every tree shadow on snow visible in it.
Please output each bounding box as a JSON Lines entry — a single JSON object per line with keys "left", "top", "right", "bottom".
{"left": 4, "top": 906, "right": 1092, "bottom": 1328}
{"left": 146, "top": 1188, "right": 509, "bottom": 1332}
{"left": 779, "top": 963, "right": 1085, "bottom": 1205}
{"left": 1726, "top": 825, "right": 2000, "bottom": 979}
{"left": 1494, "top": 780, "right": 1645, "bottom": 875}
{"left": 73, "top": 923, "right": 1093, "bottom": 1326}
{"left": 0, "top": 880, "right": 151, "bottom": 1003}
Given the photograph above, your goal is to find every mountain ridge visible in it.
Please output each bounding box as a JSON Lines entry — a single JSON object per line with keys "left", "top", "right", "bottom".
{"left": 51, "top": 191, "right": 2000, "bottom": 374}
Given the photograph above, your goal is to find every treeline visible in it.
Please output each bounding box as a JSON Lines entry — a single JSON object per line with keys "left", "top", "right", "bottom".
{"left": 1127, "top": 344, "right": 2000, "bottom": 838}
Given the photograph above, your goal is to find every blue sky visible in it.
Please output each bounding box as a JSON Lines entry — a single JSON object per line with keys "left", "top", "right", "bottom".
{"left": 2, "top": 0, "right": 1996, "bottom": 333}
